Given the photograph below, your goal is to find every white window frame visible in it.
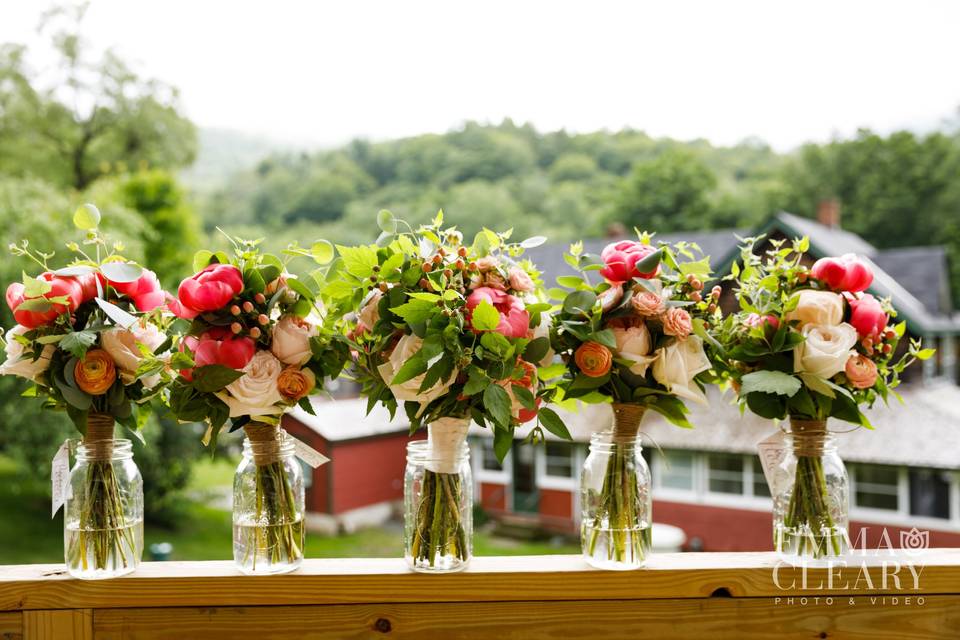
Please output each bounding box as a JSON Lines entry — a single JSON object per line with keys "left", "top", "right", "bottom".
{"left": 536, "top": 440, "right": 577, "bottom": 491}
{"left": 472, "top": 436, "right": 511, "bottom": 489}
{"left": 850, "top": 465, "right": 960, "bottom": 532}
{"left": 651, "top": 449, "right": 698, "bottom": 499}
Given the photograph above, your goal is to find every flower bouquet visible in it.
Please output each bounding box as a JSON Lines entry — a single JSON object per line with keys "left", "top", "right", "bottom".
{"left": 0, "top": 205, "right": 172, "bottom": 579}
{"left": 548, "top": 236, "right": 718, "bottom": 569}
{"left": 336, "top": 210, "right": 561, "bottom": 572}
{"left": 167, "top": 233, "right": 348, "bottom": 574}
{"left": 708, "top": 237, "right": 931, "bottom": 560}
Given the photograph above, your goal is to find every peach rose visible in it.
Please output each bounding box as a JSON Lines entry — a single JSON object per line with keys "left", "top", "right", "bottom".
{"left": 377, "top": 334, "right": 459, "bottom": 409}
{"left": 786, "top": 290, "right": 844, "bottom": 328}
{"left": 662, "top": 307, "right": 692, "bottom": 340}
{"left": 277, "top": 366, "right": 316, "bottom": 402}
{"left": 574, "top": 341, "right": 612, "bottom": 378}
{"left": 599, "top": 284, "right": 623, "bottom": 312}
{"left": 611, "top": 321, "right": 657, "bottom": 376}
{"left": 271, "top": 315, "right": 318, "bottom": 366}
{"left": 0, "top": 325, "right": 55, "bottom": 381}
{"left": 631, "top": 291, "right": 666, "bottom": 317}
{"left": 74, "top": 349, "right": 116, "bottom": 395}
{"left": 475, "top": 256, "right": 498, "bottom": 272}
{"left": 508, "top": 267, "right": 534, "bottom": 293}
{"left": 845, "top": 354, "right": 878, "bottom": 389}
{"left": 358, "top": 290, "right": 382, "bottom": 331}
{"left": 101, "top": 322, "right": 166, "bottom": 387}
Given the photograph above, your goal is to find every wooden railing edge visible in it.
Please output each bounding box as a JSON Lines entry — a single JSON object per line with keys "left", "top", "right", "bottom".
{"left": 0, "top": 550, "right": 957, "bottom": 613}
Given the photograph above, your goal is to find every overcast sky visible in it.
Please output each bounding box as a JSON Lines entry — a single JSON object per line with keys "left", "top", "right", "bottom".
{"left": 1, "top": 0, "right": 958, "bottom": 151}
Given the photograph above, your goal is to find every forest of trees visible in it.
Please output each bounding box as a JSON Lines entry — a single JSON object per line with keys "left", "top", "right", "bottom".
{"left": 200, "top": 119, "right": 960, "bottom": 302}
{"left": 2, "top": 4, "right": 960, "bottom": 524}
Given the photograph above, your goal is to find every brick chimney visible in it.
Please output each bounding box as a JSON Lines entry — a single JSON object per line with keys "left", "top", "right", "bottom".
{"left": 816, "top": 199, "right": 841, "bottom": 228}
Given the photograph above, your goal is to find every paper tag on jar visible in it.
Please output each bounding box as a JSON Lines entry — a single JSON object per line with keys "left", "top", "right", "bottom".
{"left": 51, "top": 440, "right": 71, "bottom": 518}
{"left": 757, "top": 430, "right": 787, "bottom": 494}
{"left": 289, "top": 436, "right": 329, "bottom": 468}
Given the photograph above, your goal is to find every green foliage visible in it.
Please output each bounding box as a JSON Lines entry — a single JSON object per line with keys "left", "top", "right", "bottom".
{"left": 0, "top": 5, "right": 196, "bottom": 190}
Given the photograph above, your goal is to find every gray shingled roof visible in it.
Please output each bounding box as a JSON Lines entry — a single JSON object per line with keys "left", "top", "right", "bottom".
{"left": 873, "top": 246, "right": 952, "bottom": 316}
{"left": 509, "top": 385, "right": 960, "bottom": 470}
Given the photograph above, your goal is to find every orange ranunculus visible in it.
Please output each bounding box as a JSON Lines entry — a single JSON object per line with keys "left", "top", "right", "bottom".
{"left": 574, "top": 341, "right": 613, "bottom": 378}
{"left": 277, "top": 366, "right": 316, "bottom": 402}
{"left": 74, "top": 349, "right": 117, "bottom": 395}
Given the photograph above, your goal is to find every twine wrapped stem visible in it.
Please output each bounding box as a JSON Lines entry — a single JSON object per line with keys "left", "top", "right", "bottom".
{"left": 611, "top": 403, "right": 645, "bottom": 443}
{"left": 244, "top": 422, "right": 282, "bottom": 466}
{"left": 84, "top": 412, "right": 116, "bottom": 461}
{"left": 789, "top": 418, "right": 828, "bottom": 457}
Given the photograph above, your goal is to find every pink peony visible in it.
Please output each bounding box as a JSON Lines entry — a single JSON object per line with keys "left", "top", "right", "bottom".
{"left": 466, "top": 287, "right": 530, "bottom": 339}
{"left": 6, "top": 273, "right": 85, "bottom": 329}
{"left": 811, "top": 254, "right": 873, "bottom": 293}
{"left": 170, "top": 264, "right": 244, "bottom": 319}
{"left": 599, "top": 241, "right": 659, "bottom": 283}
{"left": 110, "top": 269, "right": 167, "bottom": 312}
{"left": 180, "top": 327, "right": 256, "bottom": 380}
{"left": 845, "top": 293, "right": 888, "bottom": 338}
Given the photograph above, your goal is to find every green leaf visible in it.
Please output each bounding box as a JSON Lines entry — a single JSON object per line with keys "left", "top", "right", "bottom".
{"left": 480, "top": 331, "right": 511, "bottom": 357}
{"left": 73, "top": 203, "right": 101, "bottom": 230}
{"left": 377, "top": 209, "right": 397, "bottom": 234}
{"left": 633, "top": 248, "right": 663, "bottom": 274}
{"left": 521, "top": 236, "right": 547, "bottom": 249}
{"left": 391, "top": 299, "right": 437, "bottom": 324}
{"left": 94, "top": 298, "right": 137, "bottom": 329}
{"left": 335, "top": 244, "right": 379, "bottom": 278}
{"left": 512, "top": 385, "right": 536, "bottom": 410}
{"left": 483, "top": 384, "right": 513, "bottom": 427}
{"left": 538, "top": 407, "right": 572, "bottom": 440}
{"left": 388, "top": 351, "right": 428, "bottom": 386}
{"left": 590, "top": 328, "right": 617, "bottom": 349}
{"left": 285, "top": 277, "right": 315, "bottom": 301}
{"left": 916, "top": 348, "right": 936, "bottom": 361}
{"left": 523, "top": 337, "right": 550, "bottom": 364}
{"left": 60, "top": 331, "right": 97, "bottom": 359}
{"left": 556, "top": 275, "right": 585, "bottom": 289}
{"left": 100, "top": 262, "right": 143, "bottom": 284}
{"left": 740, "top": 370, "right": 802, "bottom": 397}
{"left": 493, "top": 426, "right": 513, "bottom": 463}
{"left": 192, "top": 250, "right": 214, "bottom": 272}
{"left": 311, "top": 240, "right": 335, "bottom": 265}
{"left": 647, "top": 396, "right": 693, "bottom": 428}
{"left": 799, "top": 373, "right": 836, "bottom": 398}
{"left": 462, "top": 368, "right": 491, "bottom": 396}
{"left": 745, "top": 391, "right": 787, "bottom": 420}
{"left": 471, "top": 299, "right": 501, "bottom": 332}
{"left": 191, "top": 365, "right": 245, "bottom": 393}
{"left": 562, "top": 290, "right": 597, "bottom": 315}
{"left": 54, "top": 374, "right": 92, "bottom": 410}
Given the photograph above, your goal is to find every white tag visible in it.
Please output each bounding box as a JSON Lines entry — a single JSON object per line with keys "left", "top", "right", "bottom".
{"left": 757, "top": 430, "right": 787, "bottom": 494}
{"left": 51, "top": 441, "right": 71, "bottom": 518}
{"left": 289, "top": 436, "right": 329, "bottom": 469}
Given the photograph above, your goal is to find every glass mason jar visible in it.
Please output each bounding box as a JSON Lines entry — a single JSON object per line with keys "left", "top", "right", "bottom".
{"left": 233, "top": 426, "right": 305, "bottom": 575}
{"left": 404, "top": 438, "right": 473, "bottom": 573}
{"left": 581, "top": 430, "right": 652, "bottom": 570}
{"left": 772, "top": 419, "right": 849, "bottom": 563}
{"left": 64, "top": 438, "right": 144, "bottom": 580}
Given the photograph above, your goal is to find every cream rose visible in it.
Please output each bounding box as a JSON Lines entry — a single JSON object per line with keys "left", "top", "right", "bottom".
{"left": 786, "top": 290, "right": 844, "bottom": 328}
{"left": 270, "top": 315, "right": 318, "bottom": 365}
{"left": 793, "top": 323, "right": 858, "bottom": 379}
{"left": 101, "top": 322, "right": 166, "bottom": 387}
{"left": 652, "top": 335, "right": 711, "bottom": 405}
{"left": 219, "top": 351, "right": 284, "bottom": 418}
{"left": 611, "top": 322, "right": 658, "bottom": 377}
{"left": 0, "top": 325, "right": 55, "bottom": 381}
{"left": 377, "top": 334, "right": 458, "bottom": 411}
{"left": 358, "top": 290, "right": 382, "bottom": 330}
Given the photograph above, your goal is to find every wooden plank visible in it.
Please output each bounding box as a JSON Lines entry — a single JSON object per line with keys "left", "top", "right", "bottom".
{"left": 0, "top": 612, "right": 22, "bottom": 640}
{"left": 0, "top": 551, "right": 957, "bottom": 612}
{"left": 22, "top": 610, "right": 90, "bottom": 640}
{"left": 92, "top": 597, "right": 960, "bottom": 640}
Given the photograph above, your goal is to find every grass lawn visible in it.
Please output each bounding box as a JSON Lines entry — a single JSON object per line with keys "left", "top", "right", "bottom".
{"left": 0, "top": 457, "right": 578, "bottom": 564}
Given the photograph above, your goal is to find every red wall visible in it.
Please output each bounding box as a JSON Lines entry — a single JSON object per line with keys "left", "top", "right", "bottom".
{"left": 329, "top": 431, "right": 426, "bottom": 514}
{"left": 539, "top": 488, "right": 575, "bottom": 532}
{"left": 653, "top": 499, "right": 960, "bottom": 552}
{"left": 479, "top": 482, "right": 507, "bottom": 512}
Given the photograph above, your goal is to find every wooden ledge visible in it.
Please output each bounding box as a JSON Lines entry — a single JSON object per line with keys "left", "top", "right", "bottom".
{"left": 2, "top": 550, "right": 958, "bottom": 612}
